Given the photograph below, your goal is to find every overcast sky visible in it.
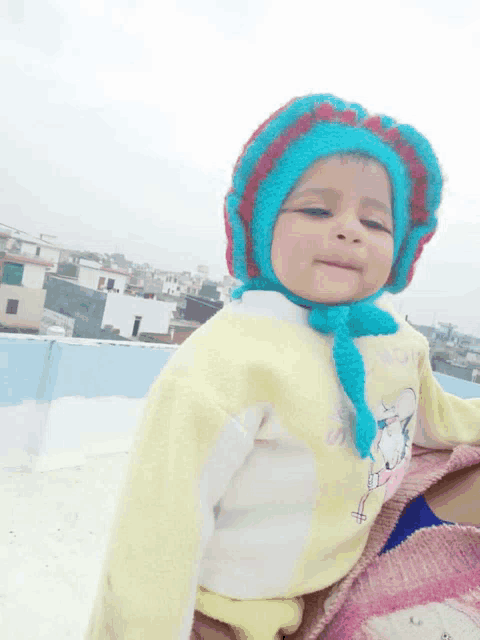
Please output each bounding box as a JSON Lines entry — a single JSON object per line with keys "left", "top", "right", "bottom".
{"left": 1, "top": 0, "right": 480, "bottom": 335}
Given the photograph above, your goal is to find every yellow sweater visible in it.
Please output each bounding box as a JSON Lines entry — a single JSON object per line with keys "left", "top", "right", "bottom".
{"left": 85, "top": 291, "right": 480, "bottom": 639}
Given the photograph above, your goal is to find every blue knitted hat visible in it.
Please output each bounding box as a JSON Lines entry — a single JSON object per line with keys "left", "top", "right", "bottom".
{"left": 223, "top": 94, "right": 443, "bottom": 459}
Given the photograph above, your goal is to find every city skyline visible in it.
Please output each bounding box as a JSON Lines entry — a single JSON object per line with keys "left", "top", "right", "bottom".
{"left": 1, "top": 0, "right": 479, "bottom": 335}
{"left": 3, "top": 217, "right": 480, "bottom": 341}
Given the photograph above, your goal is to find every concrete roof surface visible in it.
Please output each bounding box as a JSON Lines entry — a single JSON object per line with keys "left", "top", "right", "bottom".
{"left": 3, "top": 452, "right": 131, "bottom": 640}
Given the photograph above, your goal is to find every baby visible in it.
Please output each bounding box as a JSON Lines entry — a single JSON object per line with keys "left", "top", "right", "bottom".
{"left": 85, "top": 94, "right": 480, "bottom": 640}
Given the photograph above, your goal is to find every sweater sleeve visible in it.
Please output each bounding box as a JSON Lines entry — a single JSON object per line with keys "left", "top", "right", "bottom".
{"left": 414, "top": 351, "right": 480, "bottom": 449}
{"left": 84, "top": 369, "right": 257, "bottom": 640}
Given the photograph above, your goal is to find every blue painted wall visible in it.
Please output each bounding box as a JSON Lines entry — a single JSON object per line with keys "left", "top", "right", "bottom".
{"left": 0, "top": 337, "right": 50, "bottom": 405}
{"left": 50, "top": 341, "right": 174, "bottom": 401}
{"left": 0, "top": 335, "right": 478, "bottom": 409}
{"left": 0, "top": 336, "right": 175, "bottom": 406}
{"left": 433, "top": 371, "right": 480, "bottom": 399}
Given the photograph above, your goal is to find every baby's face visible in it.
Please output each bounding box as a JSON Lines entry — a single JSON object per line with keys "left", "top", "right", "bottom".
{"left": 271, "top": 154, "right": 394, "bottom": 304}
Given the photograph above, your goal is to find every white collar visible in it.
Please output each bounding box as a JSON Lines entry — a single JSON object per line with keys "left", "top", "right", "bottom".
{"left": 227, "top": 290, "right": 396, "bottom": 326}
{"left": 227, "top": 290, "right": 311, "bottom": 326}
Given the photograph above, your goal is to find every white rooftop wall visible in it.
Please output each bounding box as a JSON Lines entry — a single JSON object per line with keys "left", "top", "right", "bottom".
{"left": 102, "top": 292, "right": 176, "bottom": 338}
{"left": 0, "top": 332, "right": 478, "bottom": 475}
{"left": 39, "top": 246, "right": 61, "bottom": 270}
{"left": 22, "top": 262, "right": 47, "bottom": 289}
{"left": 18, "top": 241, "right": 61, "bottom": 268}
{"left": 76, "top": 266, "right": 128, "bottom": 294}
{"left": 0, "top": 334, "right": 178, "bottom": 473}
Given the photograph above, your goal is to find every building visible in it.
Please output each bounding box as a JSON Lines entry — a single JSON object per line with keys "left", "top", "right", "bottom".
{"left": 138, "top": 318, "right": 202, "bottom": 346}
{"left": 42, "top": 256, "right": 132, "bottom": 339}
{"left": 431, "top": 358, "right": 479, "bottom": 383}
{"left": 43, "top": 274, "right": 176, "bottom": 341}
{"left": 150, "top": 269, "right": 238, "bottom": 304}
{"left": 0, "top": 227, "right": 65, "bottom": 333}
{"left": 183, "top": 294, "right": 223, "bottom": 324}
{"left": 56, "top": 256, "right": 129, "bottom": 294}
{"left": 466, "top": 350, "right": 480, "bottom": 367}
{"left": 43, "top": 275, "right": 109, "bottom": 339}
{"left": 0, "top": 229, "right": 62, "bottom": 275}
{"left": 39, "top": 250, "right": 236, "bottom": 343}
{"left": 161, "top": 271, "right": 203, "bottom": 297}
{"left": 0, "top": 224, "right": 239, "bottom": 344}
{"left": 198, "top": 280, "right": 221, "bottom": 301}
{"left": 134, "top": 270, "right": 238, "bottom": 345}
{"left": 0, "top": 251, "right": 54, "bottom": 333}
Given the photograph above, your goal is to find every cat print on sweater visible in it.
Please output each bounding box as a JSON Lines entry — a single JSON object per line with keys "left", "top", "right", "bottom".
{"left": 352, "top": 389, "right": 417, "bottom": 524}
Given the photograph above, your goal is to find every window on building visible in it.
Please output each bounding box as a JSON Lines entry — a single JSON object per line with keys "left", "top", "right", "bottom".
{"left": 35, "top": 247, "right": 41, "bottom": 256}
{"left": 6, "top": 299, "right": 19, "bottom": 314}
{"left": 107, "top": 278, "right": 115, "bottom": 290}
{"left": 2, "top": 263, "right": 24, "bottom": 286}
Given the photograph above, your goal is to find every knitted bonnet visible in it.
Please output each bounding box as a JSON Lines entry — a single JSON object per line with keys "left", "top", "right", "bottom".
{"left": 223, "top": 94, "right": 443, "bottom": 460}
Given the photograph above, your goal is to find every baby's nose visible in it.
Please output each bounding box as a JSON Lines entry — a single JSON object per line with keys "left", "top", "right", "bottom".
{"left": 334, "top": 210, "right": 365, "bottom": 235}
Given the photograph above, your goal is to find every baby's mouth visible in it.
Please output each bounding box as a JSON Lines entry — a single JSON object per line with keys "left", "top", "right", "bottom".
{"left": 315, "top": 260, "right": 360, "bottom": 271}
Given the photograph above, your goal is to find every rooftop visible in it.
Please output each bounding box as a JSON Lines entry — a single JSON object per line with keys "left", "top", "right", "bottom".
{"left": 0, "top": 251, "right": 54, "bottom": 268}
{"left": 1, "top": 333, "right": 479, "bottom": 639}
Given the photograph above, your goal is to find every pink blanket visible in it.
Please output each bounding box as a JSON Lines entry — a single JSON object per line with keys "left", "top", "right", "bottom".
{"left": 191, "top": 444, "right": 480, "bottom": 639}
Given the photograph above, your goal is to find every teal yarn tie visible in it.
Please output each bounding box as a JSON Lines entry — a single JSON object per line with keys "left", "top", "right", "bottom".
{"left": 309, "top": 305, "right": 397, "bottom": 460}
{"left": 231, "top": 279, "right": 399, "bottom": 460}
{"left": 334, "top": 320, "right": 376, "bottom": 460}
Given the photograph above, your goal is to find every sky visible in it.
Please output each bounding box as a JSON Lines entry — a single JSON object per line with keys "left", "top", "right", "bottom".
{"left": 0, "top": 0, "right": 480, "bottom": 335}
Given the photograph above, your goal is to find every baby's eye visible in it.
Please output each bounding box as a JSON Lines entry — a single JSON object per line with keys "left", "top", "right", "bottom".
{"left": 363, "top": 220, "right": 392, "bottom": 234}
{"left": 296, "top": 208, "right": 331, "bottom": 217}
{"left": 296, "top": 208, "right": 392, "bottom": 234}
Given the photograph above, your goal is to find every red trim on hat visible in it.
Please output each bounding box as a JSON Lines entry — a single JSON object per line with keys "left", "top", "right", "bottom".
{"left": 241, "top": 112, "right": 315, "bottom": 224}
{"left": 410, "top": 161, "right": 427, "bottom": 179}
{"left": 412, "top": 181, "right": 427, "bottom": 208}
{"left": 395, "top": 142, "right": 409, "bottom": 156}
{"left": 383, "top": 129, "right": 402, "bottom": 144}
{"left": 224, "top": 191, "right": 235, "bottom": 277}
{"left": 380, "top": 129, "right": 430, "bottom": 230}
{"left": 240, "top": 111, "right": 317, "bottom": 277}
{"left": 406, "top": 231, "right": 435, "bottom": 285}
{"left": 314, "top": 103, "right": 335, "bottom": 121}
{"left": 226, "top": 100, "right": 434, "bottom": 283}
{"left": 338, "top": 110, "right": 357, "bottom": 125}
{"left": 402, "top": 147, "right": 416, "bottom": 164}
{"left": 225, "top": 98, "right": 300, "bottom": 275}
{"left": 411, "top": 206, "right": 426, "bottom": 224}
{"left": 231, "top": 98, "right": 298, "bottom": 178}
{"left": 363, "top": 116, "right": 384, "bottom": 135}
